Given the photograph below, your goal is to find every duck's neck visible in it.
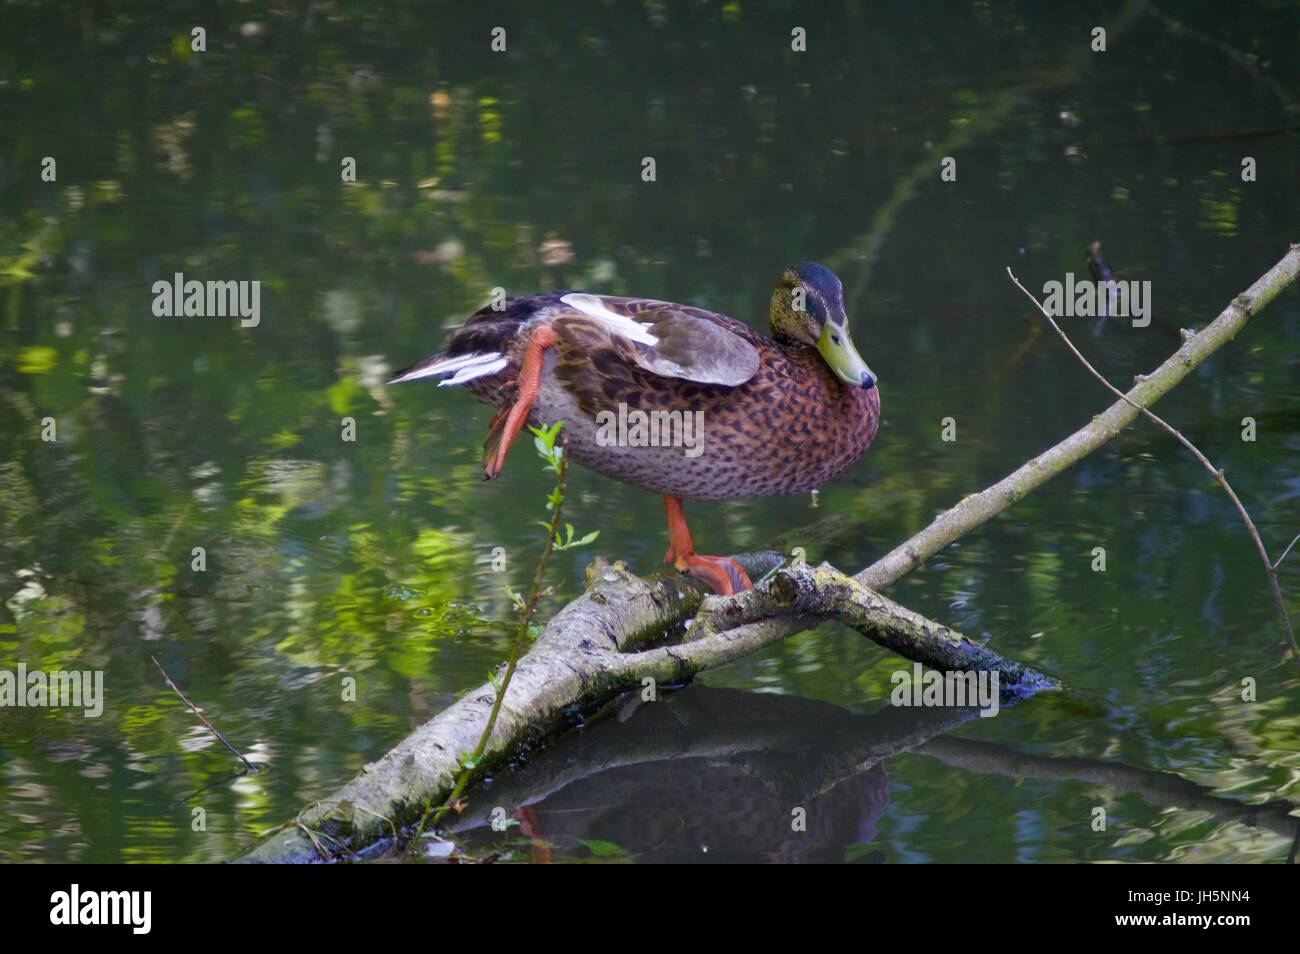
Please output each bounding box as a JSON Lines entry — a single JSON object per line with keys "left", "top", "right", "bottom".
{"left": 768, "top": 310, "right": 804, "bottom": 346}
{"left": 768, "top": 292, "right": 807, "bottom": 346}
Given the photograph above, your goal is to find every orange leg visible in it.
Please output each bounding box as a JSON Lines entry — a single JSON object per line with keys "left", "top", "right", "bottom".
{"left": 484, "top": 325, "right": 558, "bottom": 480}
{"left": 513, "top": 805, "right": 554, "bottom": 864}
{"left": 662, "top": 496, "right": 752, "bottom": 596}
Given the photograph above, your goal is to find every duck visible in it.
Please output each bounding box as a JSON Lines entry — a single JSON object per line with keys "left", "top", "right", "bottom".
{"left": 391, "top": 263, "right": 880, "bottom": 596}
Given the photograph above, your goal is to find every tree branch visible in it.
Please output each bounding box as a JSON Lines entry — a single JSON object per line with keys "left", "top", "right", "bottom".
{"left": 152, "top": 655, "right": 258, "bottom": 775}
{"left": 1006, "top": 264, "right": 1297, "bottom": 664}
{"left": 856, "top": 245, "right": 1300, "bottom": 590}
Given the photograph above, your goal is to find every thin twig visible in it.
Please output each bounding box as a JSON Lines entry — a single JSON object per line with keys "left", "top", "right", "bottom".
{"left": 166, "top": 767, "right": 249, "bottom": 812}
{"left": 1006, "top": 268, "right": 1298, "bottom": 666}
{"left": 352, "top": 802, "right": 400, "bottom": 847}
{"left": 151, "top": 655, "right": 259, "bottom": 773}
{"left": 295, "top": 820, "right": 337, "bottom": 858}
{"left": 411, "top": 433, "right": 573, "bottom": 844}
{"left": 1275, "top": 533, "right": 1300, "bottom": 572}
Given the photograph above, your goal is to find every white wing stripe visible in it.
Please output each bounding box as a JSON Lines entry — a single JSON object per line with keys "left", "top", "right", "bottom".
{"left": 560, "top": 293, "right": 659, "bottom": 346}
{"left": 391, "top": 351, "right": 504, "bottom": 384}
{"left": 437, "top": 356, "right": 508, "bottom": 386}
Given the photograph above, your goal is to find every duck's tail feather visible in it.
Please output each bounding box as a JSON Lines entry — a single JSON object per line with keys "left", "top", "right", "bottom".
{"left": 389, "top": 351, "right": 509, "bottom": 387}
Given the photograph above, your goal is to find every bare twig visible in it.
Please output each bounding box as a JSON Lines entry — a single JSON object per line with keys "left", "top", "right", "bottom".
{"left": 412, "top": 427, "right": 575, "bottom": 846}
{"left": 166, "top": 768, "right": 249, "bottom": 812}
{"left": 352, "top": 803, "right": 400, "bottom": 846}
{"left": 151, "top": 655, "right": 259, "bottom": 773}
{"left": 294, "top": 820, "right": 339, "bottom": 858}
{"left": 1006, "top": 267, "right": 1298, "bottom": 665}
{"left": 856, "top": 246, "right": 1300, "bottom": 590}
{"left": 1275, "top": 533, "right": 1300, "bottom": 572}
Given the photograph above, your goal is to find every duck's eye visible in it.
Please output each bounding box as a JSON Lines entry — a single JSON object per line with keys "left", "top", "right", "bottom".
{"left": 831, "top": 334, "right": 842, "bottom": 345}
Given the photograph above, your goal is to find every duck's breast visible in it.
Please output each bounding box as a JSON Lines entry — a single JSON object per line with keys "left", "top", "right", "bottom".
{"left": 531, "top": 343, "right": 880, "bottom": 501}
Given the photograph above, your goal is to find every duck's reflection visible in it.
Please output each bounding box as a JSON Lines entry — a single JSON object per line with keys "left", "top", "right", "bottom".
{"left": 449, "top": 685, "right": 983, "bottom": 863}
{"left": 446, "top": 684, "right": 1298, "bottom": 864}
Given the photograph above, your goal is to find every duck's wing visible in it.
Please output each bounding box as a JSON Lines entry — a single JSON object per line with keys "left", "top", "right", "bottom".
{"left": 559, "top": 293, "right": 760, "bottom": 387}
{"left": 390, "top": 291, "right": 762, "bottom": 391}
{"left": 388, "top": 294, "right": 541, "bottom": 387}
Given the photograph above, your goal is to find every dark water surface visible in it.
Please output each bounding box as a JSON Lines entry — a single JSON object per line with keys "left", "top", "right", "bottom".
{"left": 2, "top": 2, "right": 1298, "bottom": 863}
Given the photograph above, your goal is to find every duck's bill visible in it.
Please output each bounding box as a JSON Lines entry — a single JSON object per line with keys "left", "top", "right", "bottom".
{"left": 816, "top": 322, "right": 877, "bottom": 389}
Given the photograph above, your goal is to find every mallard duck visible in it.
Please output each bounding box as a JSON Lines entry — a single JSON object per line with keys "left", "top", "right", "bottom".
{"left": 392, "top": 263, "right": 880, "bottom": 595}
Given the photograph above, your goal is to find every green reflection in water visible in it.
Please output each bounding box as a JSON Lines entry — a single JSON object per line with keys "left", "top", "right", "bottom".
{"left": 1, "top": 1, "right": 1297, "bottom": 862}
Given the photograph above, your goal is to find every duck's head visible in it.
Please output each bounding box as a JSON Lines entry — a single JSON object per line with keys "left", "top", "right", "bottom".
{"left": 769, "top": 262, "right": 877, "bottom": 390}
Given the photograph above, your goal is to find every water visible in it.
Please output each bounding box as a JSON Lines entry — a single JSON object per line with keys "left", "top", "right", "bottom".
{"left": 1, "top": 2, "right": 1297, "bottom": 863}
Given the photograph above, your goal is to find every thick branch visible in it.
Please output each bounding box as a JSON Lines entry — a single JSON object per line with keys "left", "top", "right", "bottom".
{"left": 627, "top": 563, "right": 1055, "bottom": 694}
{"left": 235, "top": 560, "right": 1042, "bottom": 862}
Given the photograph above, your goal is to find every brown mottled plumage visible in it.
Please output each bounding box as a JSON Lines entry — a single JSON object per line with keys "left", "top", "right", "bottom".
{"left": 391, "top": 263, "right": 880, "bottom": 593}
